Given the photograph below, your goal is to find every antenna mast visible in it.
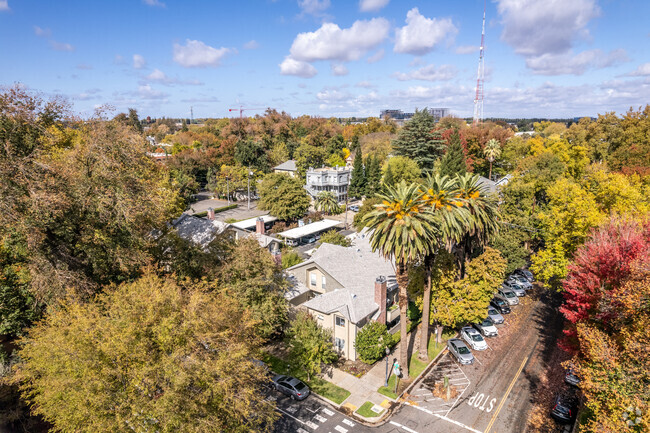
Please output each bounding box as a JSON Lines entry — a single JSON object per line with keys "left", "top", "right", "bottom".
{"left": 473, "top": 2, "right": 486, "bottom": 125}
{"left": 190, "top": 106, "right": 194, "bottom": 124}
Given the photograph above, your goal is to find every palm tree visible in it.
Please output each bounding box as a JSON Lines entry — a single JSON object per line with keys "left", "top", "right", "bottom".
{"left": 483, "top": 139, "right": 501, "bottom": 181}
{"left": 315, "top": 191, "right": 340, "bottom": 215}
{"left": 363, "top": 181, "right": 439, "bottom": 378}
{"left": 419, "top": 175, "right": 469, "bottom": 354}
{"left": 455, "top": 173, "right": 500, "bottom": 278}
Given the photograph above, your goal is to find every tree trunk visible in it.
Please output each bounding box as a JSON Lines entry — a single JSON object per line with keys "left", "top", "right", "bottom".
{"left": 488, "top": 160, "right": 493, "bottom": 181}
{"left": 436, "top": 324, "right": 443, "bottom": 344}
{"left": 419, "top": 255, "right": 433, "bottom": 361}
{"left": 396, "top": 262, "right": 410, "bottom": 379}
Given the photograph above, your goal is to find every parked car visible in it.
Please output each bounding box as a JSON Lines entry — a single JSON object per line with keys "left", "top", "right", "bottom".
{"left": 474, "top": 317, "right": 498, "bottom": 337}
{"left": 285, "top": 238, "right": 298, "bottom": 246}
{"left": 302, "top": 236, "right": 317, "bottom": 244}
{"left": 447, "top": 338, "right": 475, "bottom": 365}
{"left": 507, "top": 274, "right": 532, "bottom": 290}
{"left": 504, "top": 281, "right": 526, "bottom": 297}
{"left": 514, "top": 268, "right": 534, "bottom": 282}
{"left": 496, "top": 287, "right": 520, "bottom": 305}
{"left": 565, "top": 368, "right": 581, "bottom": 387}
{"left": 272, "top": 375, "right": 311, "bottom": 400}
{"left": 461, "top": 326, "right": 488, "bottom": 350}
{"left": 490, "top": 298, "right": 511, "bottom": 314}
{"left": 487, "top": 306, "right": 505, "bottom": 324}
{"left": 550, "top": 390, "right": 578, "bottom": 424}
{"left": 349, "top": 205, "right": 359, "bottom": 212}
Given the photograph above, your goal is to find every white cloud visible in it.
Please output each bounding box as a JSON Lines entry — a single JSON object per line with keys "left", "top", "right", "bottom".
{"left": 496, "top": 0, "right": 599, "bottom": 57}
{"left": 0, "top": 0, "right": 9, "bottom": 12}
{"left": 133, "top": 54, "right": 146, "bottom": 69}
{"left": 317, "top": 89, "right": 350, "bottom": 101}
{"left": 359, "top": 0, "right": 389, "bottom": 12}
{"left": 366, "top": 49, "right": 384, "bottom": 64}
{"left": 394, "top": 8, "right": 457, "bottom": 55}
{"left": 49, "top": 40, "right": 74, "bottom": 52}
{"left": 33, "top": 26, "right": 51, "bottom": 37}
{"left": 330, "top": 63, "right": 348, "bottom": 76}
{"left": 143, "top": 0, "right": 165, "bottom": 7}
{"left": 355, "top": 81, "right": 376, "bottom": 89}
{"left": 173, "top": 39, "right": 231, "bottom": 68}
{"left": 526, "top": 49, "right": 627, "bottom": 75}
{"left": 625, "top": 62, "right": 650, "bottom": 77}
{"left": 146, "top": 68, "right": 167, "bottom": 81}
{"left": 144, "top": 68, "right": 204, "bottom": 86}
{"left": 393, "top": 64, "right": 457, "bottom": 81}
{"left": 279, "top": 56, "right": 318, "bottom": 78}
{"left": 243, "top": 40, "right": 259, "bottom": 50}
{"left": 298, "top": 0, "right": 330, "bottom": 16}
{"left": 289, "top": 18, "right": 390, "bottom": 62}
{"left": 455, "top": 45, "right": 478, "bottom": 54}
{"left": 138, "top": 84, "right": 167, "bottom": 100}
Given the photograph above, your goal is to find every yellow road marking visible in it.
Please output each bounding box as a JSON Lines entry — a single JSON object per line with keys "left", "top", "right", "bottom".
{"left": 484, "top": 356, "right": 528, "bottom": 433}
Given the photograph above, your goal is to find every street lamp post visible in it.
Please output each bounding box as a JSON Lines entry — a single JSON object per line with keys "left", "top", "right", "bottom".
{"left": 226, "top": 176, "right": 230, "bottom": 205}
{"left": 247, "top": 167, "right": 253, "bottom": 211}
{"left": 384, "top": 346, "right": 390, "bottom": 387}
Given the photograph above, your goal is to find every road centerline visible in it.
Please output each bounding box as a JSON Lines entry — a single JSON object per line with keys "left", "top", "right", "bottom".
{"left": 483, "top": 355, "right": 529, "bottom": 433}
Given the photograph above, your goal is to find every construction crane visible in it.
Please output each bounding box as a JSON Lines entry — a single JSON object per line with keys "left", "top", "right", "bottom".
{"left": 228, "top": 106, "right": 265, "bottom": 118}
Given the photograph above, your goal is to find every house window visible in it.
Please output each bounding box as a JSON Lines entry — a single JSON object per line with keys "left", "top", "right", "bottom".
{"left": 310, "top": 273, "right": 316, "bottom": 286}
{"left": 335, "top": 316, "right": 345, "bottom": 327}
{"left": 322, "top": 276, "right": 326, "bottom": 290}
{"left": 335, "top": 338, "right": 345, "bottom": 351}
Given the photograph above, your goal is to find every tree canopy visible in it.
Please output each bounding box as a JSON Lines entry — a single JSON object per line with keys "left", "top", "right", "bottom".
{"left": 391, "top": 109, "right": 446, "bottom": 174}
{"left": 258, "top": 173, "right": 311, "bottom": 221}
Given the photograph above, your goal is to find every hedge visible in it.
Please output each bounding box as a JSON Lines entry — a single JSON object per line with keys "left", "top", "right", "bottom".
{"left": 194, "top": 203, "right": 238, "bottom": 218}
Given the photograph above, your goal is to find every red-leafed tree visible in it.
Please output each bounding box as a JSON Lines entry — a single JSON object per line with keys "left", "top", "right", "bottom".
{"left": 560, "top": 219, "right": 650, "bottom": 349}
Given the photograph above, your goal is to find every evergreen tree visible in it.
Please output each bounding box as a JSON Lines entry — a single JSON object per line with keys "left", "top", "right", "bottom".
{"left": 382, "top": 163, "right": 394, "bottom": 190}
{"left": 439, "top": 129, "right": 467, "bottom": 177}
{"left": 392, "top": 109, "right": 446, "bottom": 174}
{"left": 127, "top": 108, "right": 143, "bottom": 133}
{"left": 349, "top": 150, "right": 366, "bottom": 199}
{"left": 365, "top": 155, "right": 382, "bottom": 197}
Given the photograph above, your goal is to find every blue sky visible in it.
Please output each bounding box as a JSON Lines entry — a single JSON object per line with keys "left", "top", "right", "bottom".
{"left": 1, "top": 0, "right": 649, "bottom": 119}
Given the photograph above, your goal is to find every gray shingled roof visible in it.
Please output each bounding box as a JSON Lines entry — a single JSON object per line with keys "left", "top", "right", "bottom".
{"left": 273, "top": 159, "right": 297, "bottom": 172}
{"left": 299, "top": 233, "right": 397, "bottom": 323}
{"left": 477, "top": 176, "right": 497, "bottom": 194}
{"left": 172, "top": 214, "right": 228, "bottom": 248}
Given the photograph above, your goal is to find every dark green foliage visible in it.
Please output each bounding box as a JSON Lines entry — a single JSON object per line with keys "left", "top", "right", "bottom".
{"left": 354, "top": 321, "right": 395, "bottom": 364}
{"left": 489, "top": 226, "right": 530, "bottom": 274}
{"left": 181, "top": 118, "right": 188, "bottom": 132}
{"left": 286, "top": 312, "right": 338, "bottom": 381}
{"left": 392, "top": 109, "right": 446, "bottom": 174}
{"left": 295, "top": 143, "right": 326, "bottom": 178}
{"left": 365, "top": 155, "right": 382, "bottom": 197}
{"left": 382, "top": 164, "right": 394, "bottom": 190}
{"left": 318, "top": 230, "right": 351, "bottom": 247}
{"left": 353, "top": 197, "right": 382, "bottom": 230}
{"left": 439, "top": 129, "right": 467, "bottom": 177}
{"left": 235, "top": 139, "right": 269, "bottom": 172}
{"left": 348, "top": 150, "right": 366, "bottom": 199}
{"left": 258, "top": 173, "right": 311, "bottom": 221}
{"left": 127, "top": 108, "right": 143, "bottom": 133}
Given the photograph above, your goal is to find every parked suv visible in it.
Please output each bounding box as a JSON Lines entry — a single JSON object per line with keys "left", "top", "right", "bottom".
{"left": 507, "top": 274, "right": 532, "bottom": 290}
{"left": 504, "top": 281, "right": 526, "bottom": 297}
{"left": 496, "top": 287, "right": 519, "bottom": 305}
{"left": 272, "top": 375, "right": 310, "bottom": 400}
{"left": 514, "top": 268, "right": 533, "bottom": 282}
{"left": 447, "top": 338, "right": 474, "bottom": 365}
{"left": 487, "top": 306, "right": 505, "bottom": 324}
{"left": 550, "top": 390, "right": 578, "bottom": 424}
{"left": 490, "top": 298, "right": 511, "bottom": 314}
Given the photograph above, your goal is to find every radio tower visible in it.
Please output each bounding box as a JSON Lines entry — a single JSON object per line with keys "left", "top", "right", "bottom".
{"left": 473, "top": 2, "right": 486, "bottom": 125}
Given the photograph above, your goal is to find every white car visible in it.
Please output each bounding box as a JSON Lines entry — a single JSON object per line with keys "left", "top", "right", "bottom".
{"left": 461, "top": 326, "right": 488, "bottom": 351}
{"left": 474, "top": 317, "right": 498, "bottom": 337}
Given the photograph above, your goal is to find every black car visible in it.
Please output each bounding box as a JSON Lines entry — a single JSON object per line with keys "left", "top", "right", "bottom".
{"left": 272, "top": 375, "right": 310, "bottom": 400}
{"left": 490, "top": 298, "right": 511, "bottom": 314}
{"left": 550, "top": 391, "right": 578, "bottom": 423}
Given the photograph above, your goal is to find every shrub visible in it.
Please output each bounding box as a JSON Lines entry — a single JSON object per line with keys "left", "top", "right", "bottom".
{"left": 319, "top": 230, "right": 351, "bottom": 247}
{"left": 282, "top": 251, "right": 302, "bottom": 269}
{"left": 354, "top": 321, "right": 394, "bottom": 364}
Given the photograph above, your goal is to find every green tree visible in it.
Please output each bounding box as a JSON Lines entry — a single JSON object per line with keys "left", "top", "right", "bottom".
{"left": 363, "top": 181, "right": 439, "bottom": 378}
{"left": 488, "top": 226, "right": 529, "bottom": 274}
{"left": 392, "top": 109, "right": 446, "bottom": 174}
{"left": 294, "top": 143, "right": 326, "bottom": 178}
{"left": 365, "top": 155, "right": 382, "bottom": 197}
{"left": 127, "top": 108, "right": 143, "bottom": 133}
{"left": 314, "top": 191, "right": 341, "bottom": 215}
{"left": 281, "top": 250, "right": 303, "bottom": 269}
{"left": 348, "top": 150, "right": 366, "bottom": 199}
{"left": 439, "top": 129, "right": 467, "bottom": 178}
{"left": 318, "top": 230, "right": 351, "bottom": 247}
{"left": 217, "top": 238, "right": 289, "bottom": 339}
{"left": 354, "top": 321, "right": 394, "bottom": 364}
{"left": 16, "top": 271, "right": 278, "bottom": 433}
{"left": 234, "top": 139, "right": 268, "bottom": 172}
{"left": 353, "top": 197, "right": 382, "bottom": 230}
{"left": 383, "top": 155, "right": 420, "bottom": 188}
{"left": 258, "top": 173, "right": 311, "bottom": 221}
{"left": 483, "top": 139, "right": 501, "bottom": 180}
{"left": 286, "top": 312, "right": 338, "bottom": 381}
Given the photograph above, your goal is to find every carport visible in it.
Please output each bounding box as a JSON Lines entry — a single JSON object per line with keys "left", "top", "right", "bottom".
{"left": 277, "top": 219, "right": 342, "bottom": 245}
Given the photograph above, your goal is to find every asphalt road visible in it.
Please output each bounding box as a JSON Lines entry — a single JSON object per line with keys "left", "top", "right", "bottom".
{"left": 271, "top": 289, "right": 567, "bottom": 433}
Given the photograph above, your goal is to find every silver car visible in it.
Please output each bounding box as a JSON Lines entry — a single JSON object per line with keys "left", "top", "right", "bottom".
{"left": 447, "top": 338, "right": 474, "bottom": 364}
{"left": 504, "top": 282, "right": 526, "bottom": 297}
{"left": 496, "top": 287, "right": 519, "bottom": 305}
{"left": 487, "top": 306, "right": 504, "bottom": 324}
{"left": 461, "top": 326, "right": 488, "bottom": 350}
{"left": 474, "top": 317, "right": 498, "bottom": 337}
{"left": 514, "top": 269, "right": 533, "bottom": 282}
{"left": 508, "top": 274, "right": 532, "bottom": 290}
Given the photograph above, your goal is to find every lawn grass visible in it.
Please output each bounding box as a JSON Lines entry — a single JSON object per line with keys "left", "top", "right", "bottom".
{"left": 356, "top": 401, "right": 384, "bottom": 418}
{"left": 261, "top": 352, "right": 351, "bottom": 405}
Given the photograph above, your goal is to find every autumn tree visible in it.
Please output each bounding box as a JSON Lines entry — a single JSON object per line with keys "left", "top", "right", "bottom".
{"left": 15, "top": 271, "right": 278, "bottom": 433}
{"left": 258, "top": 173, "right": 310, "bottom": 221}
{"left": 392, "top": 109, "right": 446, "bottom": 174}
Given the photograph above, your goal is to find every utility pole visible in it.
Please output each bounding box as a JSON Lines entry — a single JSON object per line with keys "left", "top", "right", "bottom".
{"left": 190, "top": 106, "right": 194, "bottom": 124}
{"left": 247, "top": 167, "right": 252, "bottom": 211}
{"left": 226, "top": 176, "right": 230, "bottom": 205}
{"left": 473, "top": 1, "right": 486, "bottom": 125}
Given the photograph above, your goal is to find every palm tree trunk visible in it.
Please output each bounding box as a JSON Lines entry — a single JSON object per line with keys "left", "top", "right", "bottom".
{"left": 396, "top": 261, "right": 410, "bottom": 379}
{"left": 419, "top": 254, "right": 433, "bottom": 361}
{"left": 488, "top": 160, "right": 493, "bottom": 181}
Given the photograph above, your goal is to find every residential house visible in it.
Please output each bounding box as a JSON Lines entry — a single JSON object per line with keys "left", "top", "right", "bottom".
{"left": 286, "top": 232, "right": 399, "bottom": 360}
{"left": 305, "top": 166, "right": 351, "bottom": 202}
{"left": 273, "top": 160, "right": 297, "bottom": 177}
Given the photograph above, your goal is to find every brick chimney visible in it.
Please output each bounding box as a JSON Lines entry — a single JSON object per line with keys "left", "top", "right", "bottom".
{"left": 207, "top": 207, "right": 215, "bottom": 220}
{"left": 255, "top": 217, "right": 265, "bottom": 234}
{"left": 374, "top": 276, "right": 387, "bottom": 325}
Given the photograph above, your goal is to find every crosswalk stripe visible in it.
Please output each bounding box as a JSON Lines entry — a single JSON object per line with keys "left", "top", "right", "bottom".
{"left": 334, "top": 426, "right": 348, "bottom": 433}
{"left": 321, "top": 408, "right": 334, "bottom": 416}
{"left": 342, "top": 419, "right": 355, "bottom": 426}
